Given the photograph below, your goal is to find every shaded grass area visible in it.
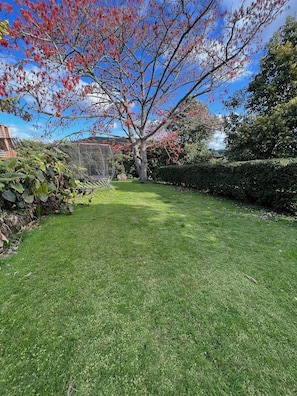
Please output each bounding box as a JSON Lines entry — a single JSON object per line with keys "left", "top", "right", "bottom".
{"left": 1, "top": 180, "right": 297, "bottom": 395}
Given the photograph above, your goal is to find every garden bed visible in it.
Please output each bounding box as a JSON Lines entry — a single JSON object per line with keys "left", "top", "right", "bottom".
{"left": 0, "top": 209, "right": 37, "bottom": 254}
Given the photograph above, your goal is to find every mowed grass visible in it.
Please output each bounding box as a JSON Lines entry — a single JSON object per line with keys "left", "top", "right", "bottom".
{"left": 1, "top": 180, "right": 297, "bottom": 395}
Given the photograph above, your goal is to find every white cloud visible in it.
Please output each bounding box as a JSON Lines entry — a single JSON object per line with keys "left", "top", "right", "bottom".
{"left": 208, "top": 130, "right": 226, "bottom": 151}
{"left": 7, "top": 122, "right": 42, "bottom": 140}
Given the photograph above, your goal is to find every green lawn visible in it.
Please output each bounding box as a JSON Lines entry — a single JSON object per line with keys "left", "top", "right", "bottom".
{"left": 1, "top": 180, "right": 297, "bottom": 395}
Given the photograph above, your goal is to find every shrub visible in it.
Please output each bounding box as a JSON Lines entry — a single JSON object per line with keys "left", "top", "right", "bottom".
{"left": 0, "top": 149, "right": 77, "bottom": 215}
{"left": 157, "top": 159, "right": 297, "bottom": 214}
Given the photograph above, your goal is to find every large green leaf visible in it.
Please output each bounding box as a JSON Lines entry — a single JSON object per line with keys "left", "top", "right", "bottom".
{"left": 5, "top": 157, "right": 18, "bottom": 170}
{"left": 0, "top": 172, "right": 26, "bottom": 181}
{"left": 16, "top": 201, "right": 25, "bottom": 209}
{"left": 22, "top": 193, "right": 34, "bottom": 204}
{"left": 46, "top": 166, "right": 56, "bottom": 177}
{"left": 11, "top": 182, "right": 25, "bottom": 193}
{"left": 38, "top": 192, "right": 48, "bottom": 202}
{"left": 35, "top": 169, "right": 45, "bottom": 182}
{"left": 2, "top": 189, "right": 16, "bottom": 202}
{"left": 47, "top": 182, "right": 56, "bottom": 193}
{"left": 36, "top": 182, "right": 49, "bottom": 195}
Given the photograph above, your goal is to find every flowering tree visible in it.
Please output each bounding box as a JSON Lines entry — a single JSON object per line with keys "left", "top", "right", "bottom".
{"left": 0, "top": 18, "right": 31, "bottom": 119}
{"left": 0, "top": 0, "right": 288, "bottom": 181}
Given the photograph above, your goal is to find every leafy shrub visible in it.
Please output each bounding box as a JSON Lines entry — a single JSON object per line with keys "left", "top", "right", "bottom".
{"left": 0, "top": 148, "right": 77, "bottom": 215}
{"left": 157, "top": 159, "right": 297, "bottom": 214}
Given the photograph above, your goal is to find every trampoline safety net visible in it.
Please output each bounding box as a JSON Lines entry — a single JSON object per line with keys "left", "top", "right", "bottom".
{"left": 62, "top": 141, "right": 115, "bottom": 190}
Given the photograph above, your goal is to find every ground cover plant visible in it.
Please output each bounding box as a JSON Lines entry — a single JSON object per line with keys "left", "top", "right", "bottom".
{"left": 0, "top": 180, "right": 296, "bottom": 395}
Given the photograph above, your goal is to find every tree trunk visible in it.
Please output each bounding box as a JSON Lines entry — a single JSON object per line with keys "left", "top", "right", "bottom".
{"left": 131, "top": 139, "right": 148, "bottom": 183}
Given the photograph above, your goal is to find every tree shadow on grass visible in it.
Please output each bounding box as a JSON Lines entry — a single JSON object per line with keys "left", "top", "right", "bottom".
{"left": 111, "top": 179, "right": 297, "bottom": 227}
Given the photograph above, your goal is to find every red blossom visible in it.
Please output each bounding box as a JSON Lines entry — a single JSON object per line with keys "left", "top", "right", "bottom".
{"left": 0, "top": 2, "right": 13, "bottom": 12}
{"left": 33, "top": 53, "right": 41, "bottom": 62}
{"left": 12, "top": 19, "right": 23, "bottom": 30}
{"left": 0, "top": 38, "right": 8, "bottom": 47}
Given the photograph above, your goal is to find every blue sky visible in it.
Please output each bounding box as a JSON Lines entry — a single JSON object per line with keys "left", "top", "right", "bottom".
{"left": 1, "top": 0, "right": 297, "bottom": 149}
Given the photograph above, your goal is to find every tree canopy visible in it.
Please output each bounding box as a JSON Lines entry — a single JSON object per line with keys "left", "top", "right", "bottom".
{"left": 0, "top": 0, "right": 289, "bottom": 180}
{"left": 0, "top": 18, "right": 31, "bottom": 120}
{"left": 224, "top": 16, "right": 297, "bottom": 161}
{"left": 166, "top": 97, "right": 218, "bottom": 163}
{"left": 167, "top": 98, "right": 216, "bottom": 144}
{"left": 247, "top": 16, "right": 297, "bottom": 116}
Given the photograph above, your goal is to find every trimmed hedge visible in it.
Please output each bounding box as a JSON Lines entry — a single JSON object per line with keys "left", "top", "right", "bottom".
{"left": 157, "top": 159, "right": 297, "bottom": 214}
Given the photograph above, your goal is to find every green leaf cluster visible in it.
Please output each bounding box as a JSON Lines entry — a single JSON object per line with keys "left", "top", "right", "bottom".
{"left": 158, "top": 159, "right": 297, "bottom": 214}
{"left": 224, "top": 16, "right": 297, "bottom": 161}
{"left": 169, "top": 98, "right": 216, "bottom": 144}
{"left": 0, "top": 20, "right": 8, "bottom": 38}
{"left": 0, "top": 143, "right": 77, "bottom": 215}
{"left": 167, "top": 97, "right": 218, "bottom": 163}
{"left": 247, "top": 17, "right": 297, "bottom": 115}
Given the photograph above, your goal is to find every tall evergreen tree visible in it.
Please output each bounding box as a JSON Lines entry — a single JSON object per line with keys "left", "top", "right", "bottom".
{"left": 224, "top": 16, "right": 297, "bottom": 160}
{"left": 247, "top": 16, "right": 297, "bottom": 116}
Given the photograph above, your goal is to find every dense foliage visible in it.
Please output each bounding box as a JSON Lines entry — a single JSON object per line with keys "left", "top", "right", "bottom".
{"left": 247, "top": 17, "right": 297, "bottom": 115}
{"left": 111, "top": 137, "right": 218, "bottom": 180}
{"left": 109, "top": 121, "right": 218, "bottom": 181}
{"left": 0, "top": 19, "right": 31, "bottom": 120}
{"left": 0, "top": 141, "right": 77, "bottom": 215}
{"left": 157, "top": 159, "right": 297, "bottom": 214}
{"left": 168, "top": 99, "right": 215, "bottom": 144}
{"left": 0, "top": 141, "right": 78, "bottom": 251}
{"left": 108, "top": 134, "right": 183, "bottom": 180}
{"left": 224, "top": 17, "right": 297, "bottom": 161}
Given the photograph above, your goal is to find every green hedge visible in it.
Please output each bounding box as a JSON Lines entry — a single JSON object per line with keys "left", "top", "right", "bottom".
{"left": 157, "top": 159, "right": 297, "bottom": 214}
